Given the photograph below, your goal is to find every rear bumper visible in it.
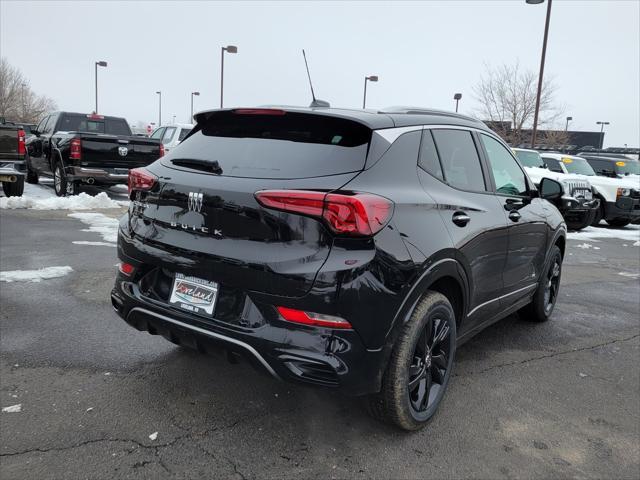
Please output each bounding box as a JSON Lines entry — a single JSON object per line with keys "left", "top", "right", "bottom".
{"left": 69, "top": 166, "right": 129, "bottom": 185}
{"left": 0, "top": 163, "right": 25, "bottom": 183}
{"left": 604, "top": 198, "right": 640, "bottom": 222}
{"left": 111, "top": 274, "right": 387, "bottom": 396}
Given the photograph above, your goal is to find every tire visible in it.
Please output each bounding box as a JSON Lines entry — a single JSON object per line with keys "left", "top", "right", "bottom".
{"left": 2, "top": 177, "right": 24, "bottom": 197}
{"left": 520, "top": 245, "right": 562, "bottom": 323}
{"left": 25, "top": 156, "right": 39, "bottom": 184}
{"left": 53, "top": 162, "right": 78, "bottom": 196}
{"left": 591, "top": 201, "right": 605, "bottom": 227}
{"left": 365, "top": 291, "right": 457, "bottom": 431}
{"left": 605, "top": 218, "right": 631, "bottom": 228}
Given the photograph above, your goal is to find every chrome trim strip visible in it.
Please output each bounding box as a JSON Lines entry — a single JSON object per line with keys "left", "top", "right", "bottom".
{"left": 128, "top": 307, "right": 280, "bottom": 379}
{"left": 467, "top": 283, "right": 538, "bottom": 317}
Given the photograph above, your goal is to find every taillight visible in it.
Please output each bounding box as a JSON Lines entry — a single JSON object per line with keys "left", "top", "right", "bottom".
{"left": 118, "top": 262, "right": 135, "bottom": 276}
{"left": 159, "top": 143, "right": 165, "bottom": 157}
{"left": 276, "top": 306, "right": 352, "bottom": 329}
{"left": 70, "top": 138, "right": 81, "bottom": 160}
{"left": 128, "top": 168, "right": 157, "bottom": 194}
{"left": 255, "top": 190, "right": 393, "bottom": 236}
{"left": 233, "top": 108, "right": 286, "bottom": 116}
{"left": 17, "top": 129, "right": 25, "bottom": 155}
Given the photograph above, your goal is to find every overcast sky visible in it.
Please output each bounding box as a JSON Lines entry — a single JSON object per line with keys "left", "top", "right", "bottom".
{"left": 1, "top": 0, "right": 638, "bottom": 146}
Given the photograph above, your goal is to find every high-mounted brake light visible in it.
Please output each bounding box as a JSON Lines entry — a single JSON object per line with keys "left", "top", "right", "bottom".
{"left": 128, "top": 168, "right": 157, "bottom": 194}
{"left": 17, "top": 129, "right": 25, "bottom": 156}
{"left": 233, "top": 108, "right": 286, "bottom": 116}
{"left": 70, "top": 138, "right": 82, "bottom": 160}
{"left": 118, "top": 262, "right": 135, "bottom": 276}
{"left": 255, "top": 190, "right": 393, "bottom": 236}
{"left": 159, "top": 143, "right": 165, "bottom": 157}
{"left": 276, "top": 306, "right": 352, "bottom": 329}
{"left": 87, "top": 114, "right": 104, "bottom": 120}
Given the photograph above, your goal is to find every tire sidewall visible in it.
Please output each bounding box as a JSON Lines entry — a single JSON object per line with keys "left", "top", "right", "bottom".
{"left": 535, "top": 246, "right": 563, "bottom": 319}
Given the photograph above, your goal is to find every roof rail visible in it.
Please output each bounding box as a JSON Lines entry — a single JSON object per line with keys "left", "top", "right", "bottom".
{"left": 378, "top": 106, "right": 481, "bottom": 123}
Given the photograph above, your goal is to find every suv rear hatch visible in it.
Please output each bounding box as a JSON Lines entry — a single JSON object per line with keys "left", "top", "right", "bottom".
{"left": 128, "top": 109, "right": 372, "bottom": 298}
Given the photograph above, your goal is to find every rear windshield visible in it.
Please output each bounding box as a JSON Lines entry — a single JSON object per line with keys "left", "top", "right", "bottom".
{"left": 178, "top": 128, "right": 191, "bottom": 141}
{"left": 58, "top": 114, "right": 132, "bottom": 136}
{"left": 514, "top": 149, "right": 545, "bottom": 168}
{"left": 165, "top": 111, "right": 371, "bottom": 179}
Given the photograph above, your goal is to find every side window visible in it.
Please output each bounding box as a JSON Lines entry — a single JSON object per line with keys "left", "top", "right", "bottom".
{"left": 418, "top": 130, "right": 443, "bottom": 180}
{"left": 431, "top": 129, "right": 486, "bottom": 192}
{"left": 36, "top": 116, "right": 49, "bottom": 133}
{"left": 178, "top": 128, "right": 191, "bottom": 142}
{"left": 543, "top": 157, "right": 563, "bottom": 173}
{"left": 162, "top": 127, "right": 176, "bottom": 144}
{"left": 42, "top": 115, "right": 56, "bottom": 134}
{"left": 480, "top": 134, "right": 528, "bottom": 196}
{"left": 150, "top": 127, "right": 164, "bottom": 140}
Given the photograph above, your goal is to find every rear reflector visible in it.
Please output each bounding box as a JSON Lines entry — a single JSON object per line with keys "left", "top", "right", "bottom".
{"left": 118, "top": 262, "right": 135, "bottom": 276}
{"left": 233, "top": 108, "right": 286, "bottom": 116}
{"left": 128, "top": 168, "right": 157, "bottom": 194}
{"left": 17, "top": 129, "right": 25, "bottom": 155}
{"left": 276, "top": 307, "right": 352, "bottom": 329}
{"left": 70, "top": 138, "right": 82, "bottom": 160}
{"left": 255, "top": 190, "right": 393, "bottom": 236}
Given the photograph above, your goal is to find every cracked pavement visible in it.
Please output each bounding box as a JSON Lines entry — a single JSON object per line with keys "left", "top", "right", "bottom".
{"left": 1, "top": 206, "right": 639, "bottom": 479}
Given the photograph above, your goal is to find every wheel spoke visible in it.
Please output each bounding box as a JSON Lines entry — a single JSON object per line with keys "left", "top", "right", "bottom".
{"left": 408, "top": 369, "right": 425, "bottom": 392}
{"left": 409, "top": 362, "right": 422, "bottom": 378}
{"left": 420, "top": 372, "right": 432, "bottom": 410}
{"left": 433, "top": 322, "right": 450, "bottom": 347}
{"left": 432, "top": 352, "right": 447, "bottom": 370}
{"left": 431, "top": 365, "right": 446, "bottom": 385}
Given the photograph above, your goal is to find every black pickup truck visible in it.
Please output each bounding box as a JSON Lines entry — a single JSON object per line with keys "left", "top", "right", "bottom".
{"left": 25, "top": 112, "right": 163, "bottom": 196}
{"left": 0, "top": 123, "right": 27, "bottom": 197}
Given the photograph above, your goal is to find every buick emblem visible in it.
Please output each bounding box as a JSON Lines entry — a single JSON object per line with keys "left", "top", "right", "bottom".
{"left": 188, "top": 192, "right": 204, "bottom": 213}
{"left": 118, "top": 146, "right": 128, "bottom": 157}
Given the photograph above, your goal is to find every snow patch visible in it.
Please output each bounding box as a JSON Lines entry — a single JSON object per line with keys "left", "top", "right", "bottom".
{"left": 72, "top": 241, "right": 116, "bottom": 247}
{"left": 2, "top": 404, "right": 22, "bottom": 413}
{"left": 1, "top": 191, "right": 127, "bottom": 210}
{"left": 1, "top": 266, "right": 73, "bottom": 283}
{"left": 568, "top": 225, "right": 640, "bottom": 243}
{"left": 149, "top": 432, "right": 158, "bottom": 441}
{"left": 68, "top": 212, "right": 119, "bottom": 243}
{"left": 574, "top": 243, "right": 595, "bottom": 249}
{"left": 619, "top": 272, "right": 640, "bottom": 279}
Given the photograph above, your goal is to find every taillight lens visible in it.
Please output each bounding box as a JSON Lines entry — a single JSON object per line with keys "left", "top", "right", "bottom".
{"left": 233, "top": 108, "right": 286, "bottom": 116}
{"left": 128, "top": 168, "right": 157, "bottom": 194}
{"left": 70, "top": 138, "right": 82, "bottom": 160}
{"left": 17, "top": 129, "right": 25, "bottom": 155}
{"left": 276, "top": 306, "right": 352, "bottom": 329}
{"left": 118, "top": 262, "right": 135, "bottom": 276}
{"left": 159, "top": 143, "right": 165, "bottom": 157}
{"left": 255, "top": 190, "right": 393, "bottom": 236}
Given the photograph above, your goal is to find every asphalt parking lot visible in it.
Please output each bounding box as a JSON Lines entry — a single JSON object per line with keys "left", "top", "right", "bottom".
{"left": 1, "top": 184, "right": 639, "bottom": 480}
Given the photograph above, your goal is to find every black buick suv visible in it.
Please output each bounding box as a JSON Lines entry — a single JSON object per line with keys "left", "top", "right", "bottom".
{"left": 112, "top": 107, "right": 566, "bottom": 430}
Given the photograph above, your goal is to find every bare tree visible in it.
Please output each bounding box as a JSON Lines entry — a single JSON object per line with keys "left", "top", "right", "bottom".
{"left": 540, "top": 129, "right": 571, "bottom": 148}
{"left": 473, "top": 62, "right": 563, "bottom": 145}
{"left": 0, "top": 57, "right": 57, "bottom": 124}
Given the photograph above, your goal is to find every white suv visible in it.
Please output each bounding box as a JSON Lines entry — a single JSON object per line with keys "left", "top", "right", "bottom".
{"left": 150, "top": 124, "right": 194, "bottom": 154}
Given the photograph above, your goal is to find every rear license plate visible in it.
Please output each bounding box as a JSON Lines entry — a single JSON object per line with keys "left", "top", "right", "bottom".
{"left": 169, "top": 273, "right": 218, "bottom": 315}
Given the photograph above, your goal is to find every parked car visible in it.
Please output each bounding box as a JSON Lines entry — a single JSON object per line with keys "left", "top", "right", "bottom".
{"left": 149, "top": 123, "right": 193, "bottom": 154}
{"left": 0, "top": 123, "right": 26, "bottom": 196}
{"left": 513, "top": 148, "right": 598, "bottom": 230}
{"left": 578, "top": 154, "right": 640, "bottom": 179}
{"left": 25, "top": 112, "right": 163, "bottom": 196}
{"left": 541, "top": 153, "right": 640, "bottom": 227}
{"left": 112, "top": 107, "right": 567, "bottom": 431}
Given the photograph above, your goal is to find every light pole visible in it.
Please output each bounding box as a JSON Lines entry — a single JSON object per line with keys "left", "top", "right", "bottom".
{"left": 190, "top": 91, "right": 200, "bottom": 121}
{"left": 453, "top": 93, "right": 462, "bottom": 113}
{"left": 362, "top": 75, "right": 378, "bottom": 109}
{"left": 565, "top": 116, "right": 572, "bottom": 131}
{"left": 172, "top": 115, "right": 176, "bottom": 124}
{"left": 94, "top": 61, "right": 108, "bottom": 113}
{"left": 21, "top": 83, "right": 27, "bottom": 120}
{"left": 220, "top": 45, "right": 238, "bottom": 108}
{"left": 527, "top": 0, "right": 552, "bottom": 148}
{"left": 156, "top": 91, "right": 162, "bottom": 126}
{"left": 596, "top": 121, "right": 610, "bottom": 149}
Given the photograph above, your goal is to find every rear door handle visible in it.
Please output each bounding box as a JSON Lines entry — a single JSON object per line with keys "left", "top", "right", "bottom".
{"left": 452, "top": 211, "right": 470, "bottom": 227}
{"left": 508, "top": 210, "right": 521, "bottom": 222}
{"left": 504, "top": 198, "right": 524, "bottom": 209}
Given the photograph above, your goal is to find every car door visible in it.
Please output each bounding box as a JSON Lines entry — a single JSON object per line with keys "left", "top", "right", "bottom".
{"left": 418, "top": 128, "right": 510, "bottom": 333}
{"left": 26, "top": 116, "right": 49, "bottom": 172}
{"left": 479, "top": 133, "right": 548, "bottom": 306}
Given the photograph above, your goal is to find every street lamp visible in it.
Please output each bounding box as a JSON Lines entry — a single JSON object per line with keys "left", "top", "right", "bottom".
{"left": 362, "top": 75, "right": 378, "bottom": 109}
{"left": 156, "top": 91, "right": 162, "bottom": 126}
{"left": 565, "top": 116, "right": 572, "bottom": 131}
{"left": 94, "top": 60, "right": 108, "bottom": 113}
{"left": 21, "top": 83, "right": 27, "bottom": 120}
{"left": 596, "top": 121, "right": 610, "bottom": 149}
{"left": 220, "top": 45, "right": 238, "bottom": 108}
{"left": 172, "top": 115, "right": 176, "bottom": 124}
{"left": 527, "top": 0, "right": 552, "bottom": 148}
{"left": 453, "top": 93, "right": 462, "bottom": 113}
{"left": 190, "top": 91, "right": 200, "bottom": 120}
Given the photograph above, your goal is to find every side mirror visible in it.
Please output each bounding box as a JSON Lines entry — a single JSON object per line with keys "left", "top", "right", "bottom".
{"left": 539, "top": 177, "right": 563, "bottom": 201}
{"left": 31, "top": 129, "right": 39, "bottom": 136}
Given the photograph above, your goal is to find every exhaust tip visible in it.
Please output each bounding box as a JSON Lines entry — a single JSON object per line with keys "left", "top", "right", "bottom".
{"left": 86, "top": 177, "right": 95, "bottom": 185}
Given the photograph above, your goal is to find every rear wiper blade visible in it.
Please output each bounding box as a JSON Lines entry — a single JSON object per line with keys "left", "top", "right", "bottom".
{"left": 172, "top": 158, "right": 223, "bottom": 174}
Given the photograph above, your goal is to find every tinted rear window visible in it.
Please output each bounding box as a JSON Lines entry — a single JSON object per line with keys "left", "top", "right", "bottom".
{"left": 166, "top": 111, "right": 371, "bottom": 179}
{"left": 57, "top": 114, "right": 131, "bottom": 136}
